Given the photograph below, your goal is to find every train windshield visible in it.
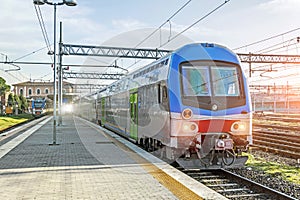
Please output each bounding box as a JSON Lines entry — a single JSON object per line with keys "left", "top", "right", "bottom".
{"left": 211, "top": 66, "right": 240, "bottom": 96}
{"left": 181, "top": 66, "right": 211, "bottom": 96}
{"left": 180, "top": 61, "right": 245, "bottom": 110}
{"left": 34, "top": 100, "right": 44, "bottom": 108}
{"left": 181, "top": 63, "right": 241, "bottom": 97}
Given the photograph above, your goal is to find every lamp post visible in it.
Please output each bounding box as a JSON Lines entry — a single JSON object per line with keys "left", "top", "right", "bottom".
{"left": 33, "top": 0, "right": 77, "bottom": 145}
{"left": 58, "top": 21, "right": 63, "bottom": 126}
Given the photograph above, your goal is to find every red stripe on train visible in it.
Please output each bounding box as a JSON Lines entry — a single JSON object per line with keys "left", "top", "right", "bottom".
{"left": 197, "top": 119, "right": 237, "bottom": 133}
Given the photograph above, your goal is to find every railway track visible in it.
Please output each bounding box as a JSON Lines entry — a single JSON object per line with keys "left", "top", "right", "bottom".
{"left": 254, "top": 123, "right": 300, "bottom": 132}
{"left": 254, "top": 114, "right": 300, "bottom": 124}
{"left": 252, "top": 112, "right": 300, "bottom": 159}
{"left": 252, "top": 126, "right": 300, "bottom": 159}
{"left": 0, "top": 115, "right": 50, "bottom": 143}
{"left": 182, "top": 168, "right": 297, "bottom": 200}
{"left": 0, "top": 113, "right": 48, "bottom": 134}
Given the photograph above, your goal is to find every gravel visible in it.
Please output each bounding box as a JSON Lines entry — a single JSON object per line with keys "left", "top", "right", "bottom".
{"left": 251, "top": 150, "right": 300, "bottom": 166}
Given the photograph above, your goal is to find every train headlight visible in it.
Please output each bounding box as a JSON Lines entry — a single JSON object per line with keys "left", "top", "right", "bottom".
{"left": 182, "top": 108, "right": 193, "bottom": 120}
{"left": 62, "top": 104, "right": 73, "bottom": 113}
{"left": 182, "top": 122, "right": 198, "bottom": 133}
{"left": 231, "top": 121, "right": 246, "bottom": 132}
{"left": 183, "top": 124, "right": 190, "bottom": 132}
{"left": 239, "top": 123, "right": 246, "bottom": 130}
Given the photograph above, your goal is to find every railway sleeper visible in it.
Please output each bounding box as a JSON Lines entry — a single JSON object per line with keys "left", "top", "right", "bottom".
{"left": 216, "top": 188, "right": 251, "bottom": 193}
{"left": 207, "top": 183, "right": 239, "bottom": 187}
{"left": 226, "top": 193, "right": 268, "bottom": 199}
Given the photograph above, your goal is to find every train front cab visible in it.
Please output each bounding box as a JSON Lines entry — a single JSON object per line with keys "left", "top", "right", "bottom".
{"left": 167, "top": 44, "right": 252, "bottom": 168}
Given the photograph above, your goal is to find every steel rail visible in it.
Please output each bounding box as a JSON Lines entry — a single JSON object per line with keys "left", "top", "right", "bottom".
{"left": 181, "top": 168, "right": 297, "bottom": 200}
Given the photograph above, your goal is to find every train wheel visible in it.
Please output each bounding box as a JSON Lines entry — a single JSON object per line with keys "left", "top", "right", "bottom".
{"left": 145, "top": 138, "right": 153, "bottom": 152}
{"left": 139, "top": 138, "right": 145, "bottom": 148}
{"left": 222, "top": 149, "right": 236, "bottom": 166}
{"left": 144, "top": 138, "right": 150, "bottom": 151}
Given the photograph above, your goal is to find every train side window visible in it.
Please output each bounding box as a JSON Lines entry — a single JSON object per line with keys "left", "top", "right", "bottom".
{"left": 162, "top": 85, "right": 167, "bottom": 100}
{"left": 158, "top": 84, "right": 161, "bottom": 104}
{"left": 158, "top": 83, "right": 168, "bottom": 106}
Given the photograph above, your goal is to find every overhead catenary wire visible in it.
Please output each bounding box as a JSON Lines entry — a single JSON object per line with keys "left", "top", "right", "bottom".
{"left": 12, "top": 46, "right": 50, "bottom": 62}
{"left": 233, "top": 27, "right": 300, "bottom": 51}
{"left": 134, "top": 0, "right": 192, "bottom": 48}
{"left": 159, "top": 0, "right": 231, "bottom": 48}
{"left": 255, "top": 37, "right": 300, "bottom": 54}
{"left": 33, "top": 4, "right": 53, "bottom": 60}
{"left": 254, "top": 69, "right": 300, "bottom": 83}
{"left": 1, "top": 70, "right": 27, "bottom": 82}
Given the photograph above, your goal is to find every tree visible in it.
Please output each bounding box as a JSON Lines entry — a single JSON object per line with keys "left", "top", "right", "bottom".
{"left": 14, "top": 94, "right": 21, "bottom": 114}
{"left": 7, "top": 93, "right": 14, "bottom": 106}
{"left": 19, "top": 94, "right": 28, "bottom": 113}
{"left": 6, "top": 93, "right": 14, "bottom": 115}
{"left": 0, "top": 77, "right": 10, "bottom": 115}
{"left": 0, "top": 77, "right": 10, "bottom": 95}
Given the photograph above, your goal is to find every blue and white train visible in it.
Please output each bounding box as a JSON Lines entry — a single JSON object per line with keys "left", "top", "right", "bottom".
{"left": 75, "top": 43, "right": 252, "bottom": 169}
{"left": 31, "top": 98, "right": 46, "bottom": 116}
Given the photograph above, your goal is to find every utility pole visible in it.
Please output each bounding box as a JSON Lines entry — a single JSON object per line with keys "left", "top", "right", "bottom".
{"left": 58, "top": 21, "right": 63, "bottom": 125}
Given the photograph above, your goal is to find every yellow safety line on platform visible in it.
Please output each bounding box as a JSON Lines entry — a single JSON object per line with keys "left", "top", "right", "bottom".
{"left": 141, "top": 163, "right": 203, "bottom": 200}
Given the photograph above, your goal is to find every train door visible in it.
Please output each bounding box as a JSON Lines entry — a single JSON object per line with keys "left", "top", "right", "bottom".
{"left": 101, "top": 97, "right": 106, "bottom": 125}
{"left": 130, "top": 91, "right": 138, "bottom": 140}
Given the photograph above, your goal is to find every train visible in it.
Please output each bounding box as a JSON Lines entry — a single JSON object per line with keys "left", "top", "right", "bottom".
{"left": 74, "top": 43, "right": 252, "bottom": 169}
{"left": 31, "top": 98, "right": 46, "bottom": 116}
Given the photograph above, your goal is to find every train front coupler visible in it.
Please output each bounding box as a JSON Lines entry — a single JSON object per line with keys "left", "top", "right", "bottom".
{"left": 177, "top": 133, "right": 248, "bottom": 169}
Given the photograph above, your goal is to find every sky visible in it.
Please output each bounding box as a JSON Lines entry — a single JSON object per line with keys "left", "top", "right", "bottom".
{"left": 1, "top": 0, "right": 300, "bottom": 89}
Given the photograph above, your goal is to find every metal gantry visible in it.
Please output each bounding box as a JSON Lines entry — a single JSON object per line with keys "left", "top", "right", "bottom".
{"left": 62, "top": 44, "right": 171, "bottom": 59}
{"left": 237, "top": 53, "right": 300, "bottom": 77}
{"left": 63, "top": 71, "right": 124, "bottom": 80}
{"left": 238, "top": 53, "right": 300, "bottom": 64}
{"left": 70, "top": 84, "right": 107, "bottom": 90}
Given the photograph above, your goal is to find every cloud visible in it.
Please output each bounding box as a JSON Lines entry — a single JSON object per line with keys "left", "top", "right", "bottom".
{"left": 112, "top": 18, "right": 147, "bottom": 31}
{"left": 167, "top": 22, "right": 232, "bottom": 47}
{"left": 258, "top": 0, "right": 300, "bottom": 14}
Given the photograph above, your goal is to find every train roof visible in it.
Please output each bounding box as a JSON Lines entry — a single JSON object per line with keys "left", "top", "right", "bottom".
{"left": 94, "top": 43, "right": 239, "bottom": 97}
{"left": 172, "top": 43, "right": 239, "bottom": 64}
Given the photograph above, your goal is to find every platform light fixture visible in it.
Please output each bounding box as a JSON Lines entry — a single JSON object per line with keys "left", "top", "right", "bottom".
{"left": 34, "top": 0, "right": 77, "bottom": 6}
{"left": 33, "top": 0, "right": 77, "bottom": 145}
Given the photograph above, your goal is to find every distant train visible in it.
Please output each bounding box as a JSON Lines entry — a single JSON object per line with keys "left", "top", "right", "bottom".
{"left": 74, "top": 43, "right": 252, "bottom": 169}
{"left": 31, "top": 98, "right": 46, "bottom": 116}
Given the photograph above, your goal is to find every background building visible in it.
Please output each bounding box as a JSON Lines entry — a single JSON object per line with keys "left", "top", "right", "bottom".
{"left": 12, "top": 80, "right": 76, "bottom": 104}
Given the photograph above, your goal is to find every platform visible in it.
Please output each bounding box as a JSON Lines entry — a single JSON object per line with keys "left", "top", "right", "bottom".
{"left": 0, "top": 115, "right": 227, "bottom": 200}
